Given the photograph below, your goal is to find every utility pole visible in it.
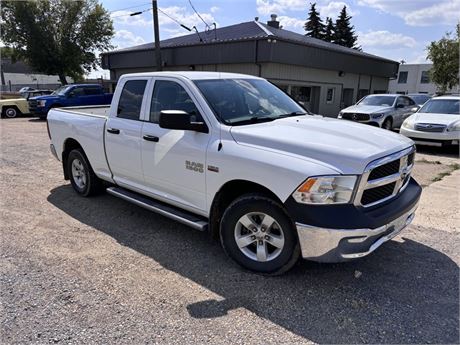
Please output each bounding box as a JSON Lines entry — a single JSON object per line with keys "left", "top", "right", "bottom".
{"left": 152, "top": 0, "right": 162, "bottom": 71}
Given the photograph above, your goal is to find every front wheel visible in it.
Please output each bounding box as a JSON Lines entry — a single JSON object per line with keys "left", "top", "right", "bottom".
{"left": 67, "top": 149, "right": 103, "bottom": 197}
{"left": 382, "top": 118, "right": 393, "bottom": 130}
{"left": 220, "top": 194, "right": 300, "bottom": 275}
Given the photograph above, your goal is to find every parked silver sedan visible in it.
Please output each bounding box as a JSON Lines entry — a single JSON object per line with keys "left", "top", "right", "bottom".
{"left": 338, "top": 94, "right": 418, "bottom": 130}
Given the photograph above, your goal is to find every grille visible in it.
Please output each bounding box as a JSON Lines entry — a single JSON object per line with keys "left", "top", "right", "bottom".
{"left": 414, "top": 123, "right": 446, "bottom": 132}
{"left": 356, "top": 147, "right": 415, "bottom": 207}
{"left": 368, "top": 159, "right": 400, "bottom": 180}
{"left": 28, "top": 100, "right": 38, "bottom": 113}
{"left": 342, "top": 113, "right": 370, "bottom": 121}
{"left": 362, "top": 182, "right": 396, "bottom": 205}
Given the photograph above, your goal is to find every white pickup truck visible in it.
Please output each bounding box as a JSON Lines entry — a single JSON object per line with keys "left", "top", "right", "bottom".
{"left": 47, "top": 72, "right": 422, "bottom": 274}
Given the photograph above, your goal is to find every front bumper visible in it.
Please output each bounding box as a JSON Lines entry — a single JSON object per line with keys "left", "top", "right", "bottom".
{"left": 296, "top": 203, "right": 417, "bottom": 262}
{"left": 400, "top": 127, "right": 460, "bottom": 146}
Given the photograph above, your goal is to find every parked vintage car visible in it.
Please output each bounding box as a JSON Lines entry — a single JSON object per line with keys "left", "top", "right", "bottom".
{"left": 0, "top": 89, "right": 53, "bottom": 118}
{"left": 338, "top": 94, "right": 418, "bottom": 130}
{"left": 29, "top": 84, "right": 113, "bottom": 119}
{"left": 408, "top": 94, "right": 431, "bottom": 106}
{"left": 400, "top": 95, "right": 460, "bottom": 147}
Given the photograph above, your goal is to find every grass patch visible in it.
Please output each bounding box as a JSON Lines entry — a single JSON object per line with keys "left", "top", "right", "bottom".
{"left": 416, "top": 158, "right": 442, "bottom": 165}
{"left": 431, "top": 163, "right": 460, "bottom": 182}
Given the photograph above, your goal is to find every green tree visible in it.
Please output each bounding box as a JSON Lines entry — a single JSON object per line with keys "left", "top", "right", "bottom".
{"left": 304, "top": 3, "right": 325, "bottom": 39}
{"left": 324, "top": 17, "right": 335, "bottom": 43}
{"left": 334, "top": 6, "right": 359, "bottom": 49}
{"left": 1, "top": 0, "right": 114, "bottom": 84}
{"left": 427, "top": 25, "right": 460, "bottom": 94}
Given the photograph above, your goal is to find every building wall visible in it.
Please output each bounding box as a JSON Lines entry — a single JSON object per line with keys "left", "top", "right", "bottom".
{"left": 388, "top": 63, "right": 460, "bottom": 95}
{"left": 109, "top": 62, "right": 390, "bottom": 118}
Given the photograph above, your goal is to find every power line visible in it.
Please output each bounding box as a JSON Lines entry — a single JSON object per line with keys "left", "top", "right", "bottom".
{"left": 109, "top": 2, "right": 152, "bottom": 14}
{"left": 187, "top": 0, "right": 211, "bottom": 30}
{"left": 158, "top": 8, "right": 192, "bottom": 31}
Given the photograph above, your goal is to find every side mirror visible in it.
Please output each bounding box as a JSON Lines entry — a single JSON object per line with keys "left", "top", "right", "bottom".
{"left": 159, "top": 110, "right": 208, "bottom": 133}
{"left": 396, "top": 103, "right": 405, "bottom": 108}
{"left": 67, "top": 91, "right": 75, "bottom": 98}
{"left": 410, "top": 106, "right": 419, "bottom": 113}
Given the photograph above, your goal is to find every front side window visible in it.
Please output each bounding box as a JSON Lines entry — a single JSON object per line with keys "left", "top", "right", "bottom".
{"left": 150, "top": 80, "right": 201, "bottom": 123}
{"left": 84, "top": 87, "right": 102, "bottom": 95}
{"left": 419, "top": 99, "right": 460, "bottom": 115}
{"left": 117, "top": 80, "right": 147, "bottom": 120}
{"left": 398, "top": 71, "right": 408, "bottom": 84}
{"left": 193, "top": 79, "right": 306, "bottom": 125}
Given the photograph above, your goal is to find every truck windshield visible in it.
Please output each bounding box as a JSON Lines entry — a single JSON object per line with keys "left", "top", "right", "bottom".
{"left": 419, "top": 99, "right": 460, "bottom": 115}
{"left": 193, "top": 79, "right": 307, "bottom": 125}
{"left": 359, "top": 95, "right": 396, "bottom": 107}
{"left": 52, "top": 86, "right": 72, "bottom": 96}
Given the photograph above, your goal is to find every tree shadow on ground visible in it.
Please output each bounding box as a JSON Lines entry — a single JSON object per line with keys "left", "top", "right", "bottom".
{"left": 48, "top": 185, "right": 459, "bottom": 344}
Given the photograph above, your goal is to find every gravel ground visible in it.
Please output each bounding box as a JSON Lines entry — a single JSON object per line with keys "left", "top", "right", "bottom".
{"left": 1, "top": 118, "right": 459, "bottom": 344}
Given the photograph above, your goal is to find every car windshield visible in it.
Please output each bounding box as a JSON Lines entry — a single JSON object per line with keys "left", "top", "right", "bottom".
{"left": 52, "top": 86, "right": 72, "bottom": 96}
{"left": 419, "top": 99, "right": 460, "bottom": 115}
{"left": 359, "top": 95, "right": 396, "bottom": 106}
{"left": 409, "top": 95, "right": 430, "bottom": 105}
{"left": 193, "top": 79, "right": 307, "bottom": 125}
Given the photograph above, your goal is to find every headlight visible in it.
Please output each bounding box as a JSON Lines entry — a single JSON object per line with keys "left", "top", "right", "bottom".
{"left": 38, "top": 100, "right": 46, "bottom": 107}
{"left": 402, "top": 119, "right": 415, "bottom": 129}
{"left": 371, "top": 113, "right": 384, "bottom": 119}
{"left": 292, "top": 175, "right": 357, "bottom": 204}
{"left": 447, "top": 122, "right": 460, "bottom": 132}
{"left": 338, "top": 112, "right": 343, "bottom": 119}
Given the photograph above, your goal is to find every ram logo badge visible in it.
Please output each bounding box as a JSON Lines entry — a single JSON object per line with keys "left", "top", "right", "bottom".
{"left": 186, "top": 160, "right": 204, "bottom": 173}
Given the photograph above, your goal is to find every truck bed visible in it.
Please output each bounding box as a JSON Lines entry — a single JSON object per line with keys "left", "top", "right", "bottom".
{"left": 56, "top": 105, "right": 110, "bottom": 117}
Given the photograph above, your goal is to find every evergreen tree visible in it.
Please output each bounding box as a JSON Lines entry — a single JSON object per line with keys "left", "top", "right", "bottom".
{"left": 304, "top": 3, "right": 325, "bottom": 39}
{"left": 324, "top": 17, "right": 335, "bottom": 42}
{"left": 334, "top": 6, "right": 359, "bottom": 49}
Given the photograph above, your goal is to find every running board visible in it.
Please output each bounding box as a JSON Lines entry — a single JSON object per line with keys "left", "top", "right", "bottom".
{"left": 106, "top": 187, "right": 208, "bottom": 231}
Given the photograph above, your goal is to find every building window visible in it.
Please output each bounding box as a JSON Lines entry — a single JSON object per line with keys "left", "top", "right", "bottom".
{"left": 398, "top": 71, "right": 408, "bottom": 84}
{"left": 357, "top": 89, "right": 369, "bottom": 101}
{"left": 420, "top": 71, "right": 430, "bottom": 84}
{"left": 326, "top": 88, "right": 334, "bottom": 104}
{"left": 290, "top": 86, "right": 311, "bottom": 103}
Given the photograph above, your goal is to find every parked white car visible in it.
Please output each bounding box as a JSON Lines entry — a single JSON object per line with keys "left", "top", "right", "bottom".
{"left": 338, "top": 94, "right": 418, "bottom": 130}
{"left": 400, "top": 96, "right": 460, "bottom": 147}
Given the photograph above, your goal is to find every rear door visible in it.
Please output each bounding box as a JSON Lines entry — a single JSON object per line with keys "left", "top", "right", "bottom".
{"left": 140, "top": 78, "right": 210, "bottom": 212}
{"left": 105, "top": 78, "right": 151, "bottom": 190}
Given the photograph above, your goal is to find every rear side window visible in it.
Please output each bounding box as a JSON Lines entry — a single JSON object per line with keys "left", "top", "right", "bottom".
{"left": 117, "top": 80, "right": 147, "bottom": 120}
{"left": 84, "top": 87, "right": 102, "bottom": 95}
{"left": 149, "top": 80, "right": 201, "bottom": 123}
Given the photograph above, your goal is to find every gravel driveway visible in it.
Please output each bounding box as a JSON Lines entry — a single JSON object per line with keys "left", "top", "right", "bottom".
{"left": 1, "top": 118, "right": 459, "bottom": 344}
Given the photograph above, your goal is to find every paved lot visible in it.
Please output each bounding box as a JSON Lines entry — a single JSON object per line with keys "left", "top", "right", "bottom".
{"left": 1, "top": 118, "right": 459, "bottom": 344}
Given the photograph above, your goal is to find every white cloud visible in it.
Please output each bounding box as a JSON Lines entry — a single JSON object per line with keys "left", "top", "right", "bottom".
{"left": 158, "top": 6, "right": 216, "bottom": 30}
{"left": 111, "top": 10, "right": 152, "bottom": 27}
{"left": 318, "top": 2, "right": 358, "bottom": 20}
{"left": 277, "top": 15, "right": 304, "bottom": 31}
{"left": 358, "top": 0, "right": 459, "bottom": 26}
{"left": 210, "top": 6, "right": 219, "bottom": 13}
{"left": 358, "top": 30, "right": 417, "bottom": 49}
{"left": 113, "top": 30, "right": 146, "bottom": 49}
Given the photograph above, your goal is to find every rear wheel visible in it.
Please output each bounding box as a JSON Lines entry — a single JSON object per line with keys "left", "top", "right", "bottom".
{"left": 382, "top": 118, "right": 393, "bottom": 130}
{"left": 3, "top": 107, "right": 20, "bottom": 118}
{"left": 67, "top": 149, "right": 103, "bottom": 197}
{"left": 220, "top": 194, "right": 300, "bottom": 275}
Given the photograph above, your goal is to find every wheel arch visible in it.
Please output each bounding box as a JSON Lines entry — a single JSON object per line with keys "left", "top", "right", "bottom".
{"left": 62, "top": 138, "right": 84, "bottom": 180}
{"left": 209, "top": 179, "right": 284, "bottom": 240}
{"left": 2, "top": 105, "right": 22, "bottom": 117}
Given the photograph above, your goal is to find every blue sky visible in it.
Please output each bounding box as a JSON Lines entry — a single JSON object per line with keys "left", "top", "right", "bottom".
{"left": 92, "top": 0, "right": 459, "bottom": 78}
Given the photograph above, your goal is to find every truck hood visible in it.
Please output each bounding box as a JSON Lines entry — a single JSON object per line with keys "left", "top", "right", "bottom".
{"left": 0, "top": 98, "right": 25, "bottom": 104}
{"left": 230, "top": 115, "right": 413, "bottom": 174}
{"left": 342, "top": 104, "right": 393, "bottom": 114}
{"left": 30, "top": 95, "right": 60, "bottom": 101}
{"left": 410, "top": 112, "right": 460, "bottom": 126}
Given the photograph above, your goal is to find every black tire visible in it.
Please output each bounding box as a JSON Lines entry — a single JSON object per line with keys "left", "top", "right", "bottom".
{"left": 67, "top": 149, "right": 103, "bottom": 197}
{"left": 382, "top": 117, "right": 393, "bottom": 130}
{"left": 2, "top": 106, "right": 21, "bottom": 118}
{"left": 220, "top": 193, "right": 300, "bottom": 275}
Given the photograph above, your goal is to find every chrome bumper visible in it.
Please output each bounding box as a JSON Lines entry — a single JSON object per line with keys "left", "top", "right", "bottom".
{"left": 296, "top": 203, "right": 418, "bottom": 262}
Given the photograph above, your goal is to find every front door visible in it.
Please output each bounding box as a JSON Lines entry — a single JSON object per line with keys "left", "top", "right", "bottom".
{"left": 141, "top": 79, "right": 210, "bottom": 212}
{"left": 105, "top": 78, "right": 150, "bottom": 190}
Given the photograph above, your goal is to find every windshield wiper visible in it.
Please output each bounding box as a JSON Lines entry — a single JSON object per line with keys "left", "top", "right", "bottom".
{"left": 228, "top": 116, "right": 275, "bottom": 126}
{"left": 275, "top": 111, "right": 308, "bottom": 119}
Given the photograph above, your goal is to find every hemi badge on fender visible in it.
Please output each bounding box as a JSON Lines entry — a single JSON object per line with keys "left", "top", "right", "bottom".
{"left": 208, "top": 165, "right": 219, "bottom": 173}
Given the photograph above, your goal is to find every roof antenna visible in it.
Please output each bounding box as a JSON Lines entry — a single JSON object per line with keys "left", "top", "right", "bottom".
{"left": 193, "top": 26, "right": 204, "bottom": 42}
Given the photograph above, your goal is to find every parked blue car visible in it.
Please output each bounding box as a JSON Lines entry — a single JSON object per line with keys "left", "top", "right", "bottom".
{"left": 29, "top": 84, "right": 113, "bottom": 119}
